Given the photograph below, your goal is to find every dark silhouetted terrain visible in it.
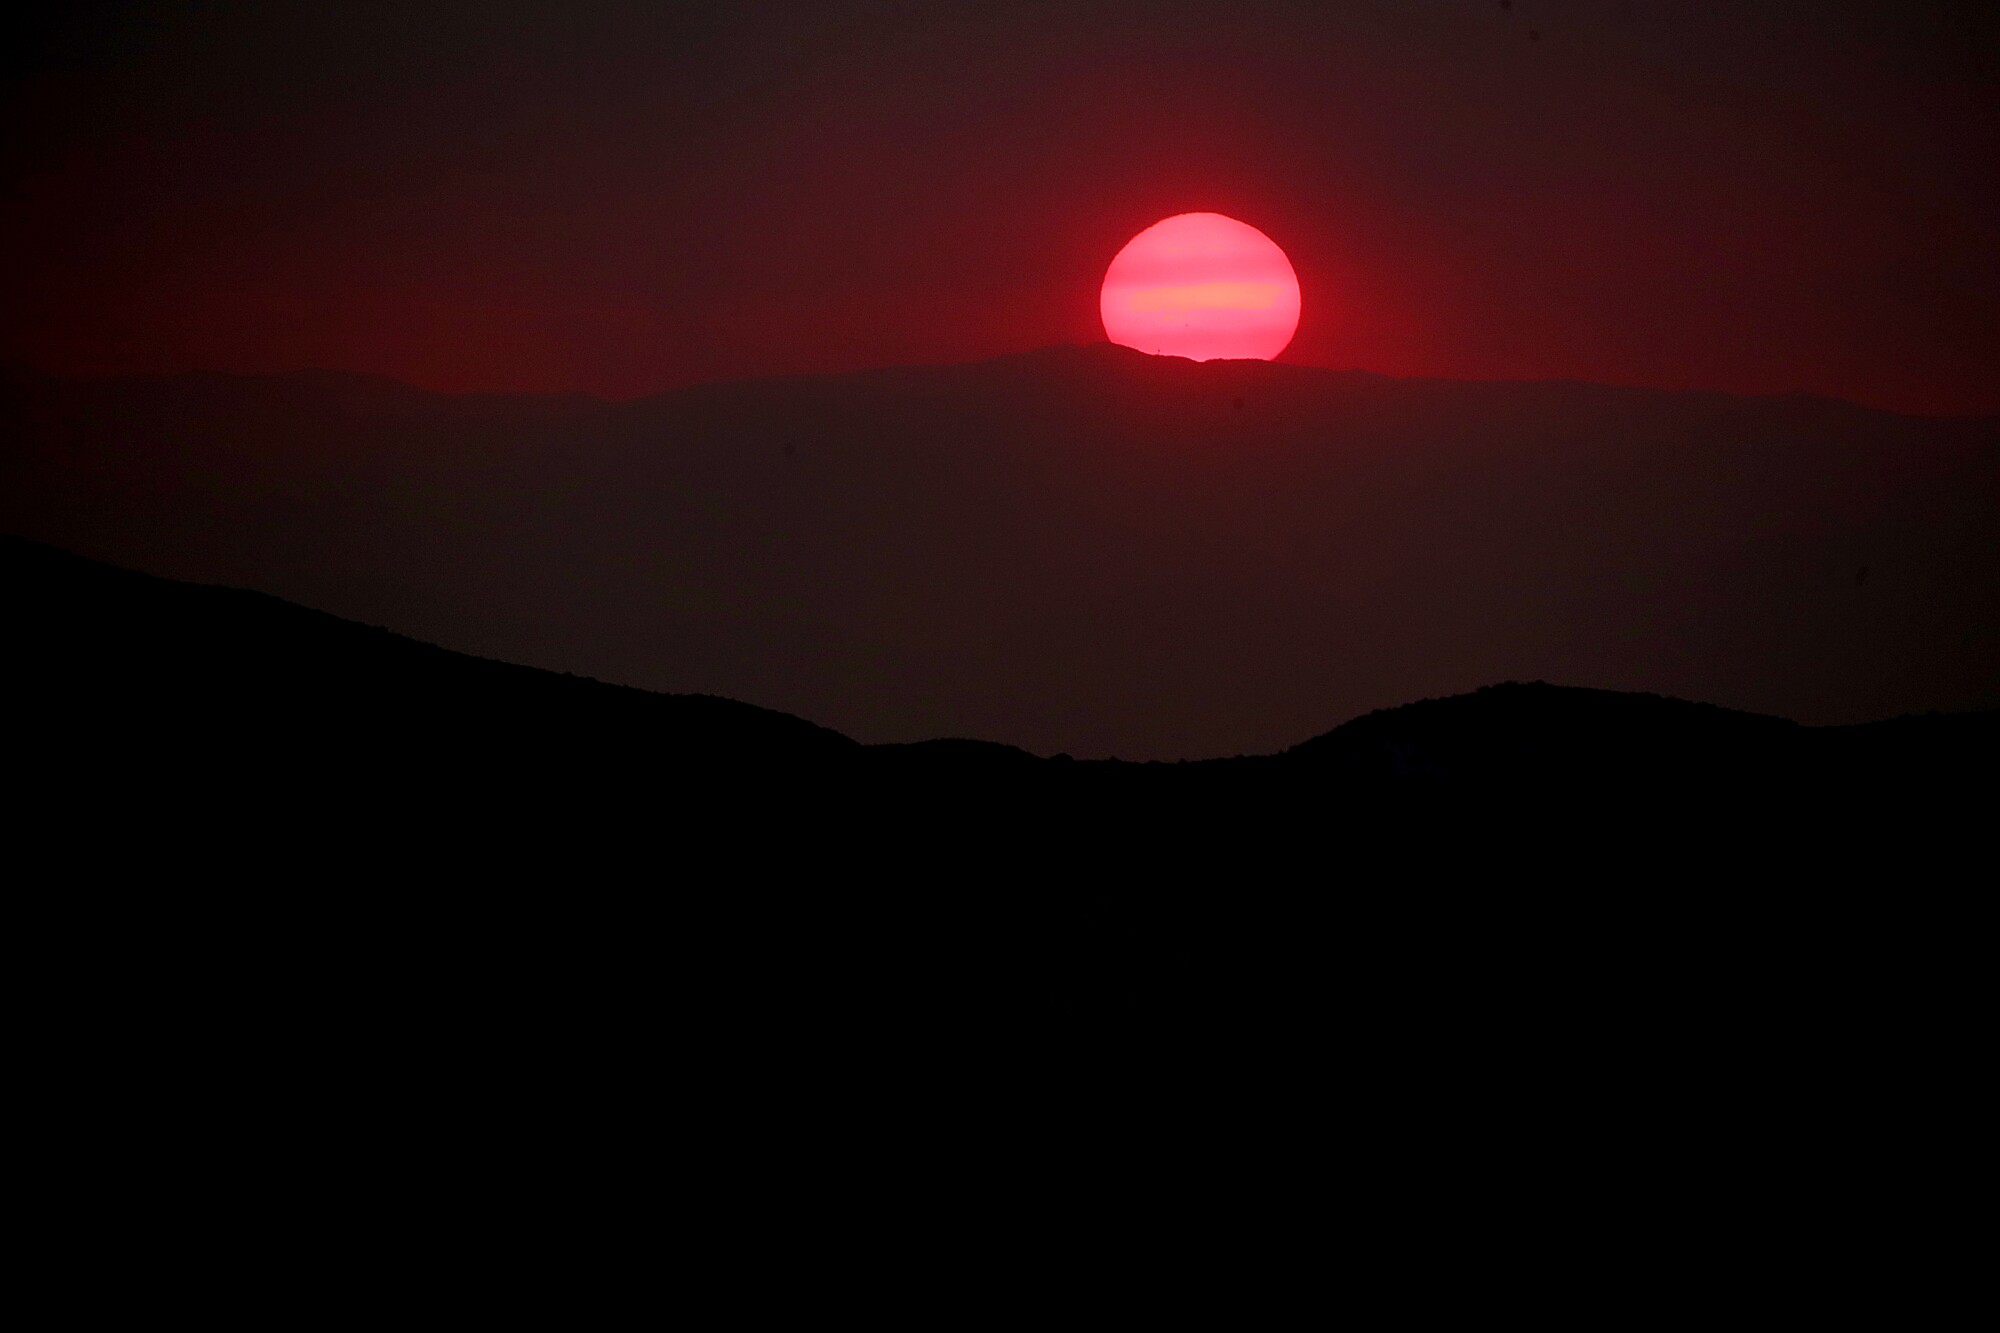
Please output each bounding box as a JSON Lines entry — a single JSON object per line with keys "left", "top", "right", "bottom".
{"left": 9, "top": 535, "right": 1990, "bottom": 877}
{"left": 13, "top": 533, "right": 1989, "bottom": 1273}
{"left": 6, "top": 346, "right": 1995, "bottom": 761}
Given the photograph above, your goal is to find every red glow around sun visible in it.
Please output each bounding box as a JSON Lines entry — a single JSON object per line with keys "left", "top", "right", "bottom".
{"left": 1100, "top": 213, "right": 1301, "bottom": 361}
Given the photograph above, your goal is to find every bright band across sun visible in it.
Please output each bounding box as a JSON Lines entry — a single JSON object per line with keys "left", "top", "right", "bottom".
{"left": 1100, "top": 213, "right": 1301, "bottom": 361}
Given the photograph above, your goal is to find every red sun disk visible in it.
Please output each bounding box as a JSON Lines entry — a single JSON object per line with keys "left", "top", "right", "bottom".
{"left": 1100, "top": 213, "right": 1302, "bottom": 361}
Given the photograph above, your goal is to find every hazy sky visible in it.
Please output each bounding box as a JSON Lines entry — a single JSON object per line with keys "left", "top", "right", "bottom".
{"left": 6, "top": 1, "right": 1996, "bottom": 411}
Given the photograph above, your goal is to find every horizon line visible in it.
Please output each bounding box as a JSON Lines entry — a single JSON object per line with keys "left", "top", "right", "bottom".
{"left": 5, "top": 345, "right": 1990, "bottom": 422}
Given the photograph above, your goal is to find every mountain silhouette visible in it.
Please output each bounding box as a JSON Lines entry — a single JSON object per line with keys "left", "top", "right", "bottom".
{"left": 6, "top": 532, "right": 858, "bottom": 773}
{"left": 26, "top": 531, "right": 1980, "bottom": 1296}
{"left": 4, "top": 346, "right": 1995, "bottom": 761}
{"left": 8, "top": 535, "right": 1989, "bottom": 879}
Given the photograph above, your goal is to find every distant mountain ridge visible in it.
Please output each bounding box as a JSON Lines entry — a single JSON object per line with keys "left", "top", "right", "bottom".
{"left": 5, "top": 345, "right": 1995, "bottom": 759}
{"left": 19, "top": 342, "right": 1982, "bottom": 417}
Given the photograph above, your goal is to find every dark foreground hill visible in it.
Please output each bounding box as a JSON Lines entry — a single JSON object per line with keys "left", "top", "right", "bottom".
{"left": 11, "top": 533, "right": 1988, "bottom": 1262}
{"left": 5, "top": 346, "right": 1995, "bottom": 760}
{"left": 9, "top": 534, "right": 1991, "bottom": 876}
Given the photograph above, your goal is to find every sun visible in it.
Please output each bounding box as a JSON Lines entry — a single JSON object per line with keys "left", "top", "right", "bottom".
{"left": 1100, "top": 213, "right": 1301, "bottom": 361}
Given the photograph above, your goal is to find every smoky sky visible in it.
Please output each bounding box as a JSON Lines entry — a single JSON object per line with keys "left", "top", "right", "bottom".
{"left": 5, "top": 1, "right": 1996, "bottom": 412}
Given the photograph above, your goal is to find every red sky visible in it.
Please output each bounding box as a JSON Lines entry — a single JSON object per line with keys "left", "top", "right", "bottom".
{"left": 5, "top": 1, "right": 1997, "bottom": 413}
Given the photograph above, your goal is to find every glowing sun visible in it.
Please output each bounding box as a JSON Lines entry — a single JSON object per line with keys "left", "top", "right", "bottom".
{"left": 1100, "top": 213, "right": 1301, "bottom": 361}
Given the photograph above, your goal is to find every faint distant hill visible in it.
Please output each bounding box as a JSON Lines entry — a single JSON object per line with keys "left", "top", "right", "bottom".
{"left": 4, "top": 345, "right": 1995, "bottom": 759}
